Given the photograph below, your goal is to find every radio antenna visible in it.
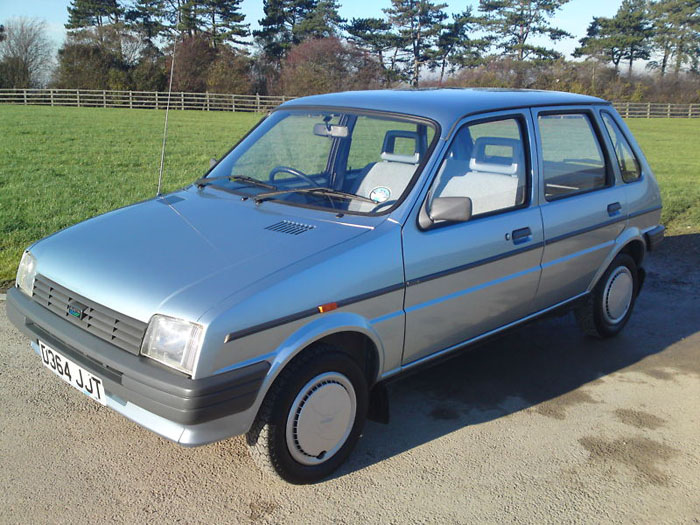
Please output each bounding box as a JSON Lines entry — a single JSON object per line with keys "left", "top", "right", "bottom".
{"left": 156, "top": 19, "right": 180, "bottom": 197}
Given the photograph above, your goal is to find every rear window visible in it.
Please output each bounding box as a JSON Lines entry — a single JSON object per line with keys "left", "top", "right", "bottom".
{"left": 538, "top": 113, "right": 608, "bottom": 200}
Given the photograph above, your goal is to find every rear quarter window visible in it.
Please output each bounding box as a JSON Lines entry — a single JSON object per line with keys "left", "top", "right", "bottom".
{"left": 601, "top": 112, "right": 642, "bottom": 183}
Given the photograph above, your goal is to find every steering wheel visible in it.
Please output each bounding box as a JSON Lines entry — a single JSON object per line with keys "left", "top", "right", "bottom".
{"left": 269, "top": 166, "right": 316, "bottom": 187}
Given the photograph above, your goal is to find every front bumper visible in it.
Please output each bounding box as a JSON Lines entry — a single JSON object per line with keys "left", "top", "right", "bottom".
{"left": 6, "top": 287, "right": 269, "bottom": 446}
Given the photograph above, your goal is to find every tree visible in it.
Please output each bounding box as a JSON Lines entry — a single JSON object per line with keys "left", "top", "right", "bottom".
{"left": 649, "top": 0, "right": 700, "bottom": 76}
{"left": 126, "top": 0, "right": 169, "bottom": 47}
{"left": 199, "top": 0, "right": 249, "bottom": 47}
{"left": 574, "top": 17, "right": 627, "bottom": 72}
{"left": 429, "top": 8, "right": 490, "bottom": 83}
{"left": 0, "top": 18, "right": 52, "bottom": 88}
{"left": 478, "top": 0, "right": 571, "bottom": 61}
{"left": 383, "top": 0, "right": 448, "bottom": 87}
{"left": 254, "top": 0, "right": 342, "bottom": 62}
{"left": 615, "top": 0, "right": 654, "bottom": 75}
{"left": 66, "top": 0, "right": 123, "bottom": 29}
{"left": 278, "top": 37, "right": 381, "bottom": 95}
{"left": 345, "top": 17, "right": 406, "bottom": 84}
{"left": 0, "top": 24, "right": 5, "bottom": 43}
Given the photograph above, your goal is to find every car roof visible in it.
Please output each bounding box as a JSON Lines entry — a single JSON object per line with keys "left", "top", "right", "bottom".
{"left": 280, "top": 88, "right": 609, "bottom": 136}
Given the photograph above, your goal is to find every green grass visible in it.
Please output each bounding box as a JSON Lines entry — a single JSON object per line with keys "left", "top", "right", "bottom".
{"left": 0, "top": 105, "right": 698, "bottom": 284}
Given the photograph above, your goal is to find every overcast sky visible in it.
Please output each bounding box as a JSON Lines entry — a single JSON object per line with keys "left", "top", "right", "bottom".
{"left": 0, "top": 0, "right": 623, "bottom": 58}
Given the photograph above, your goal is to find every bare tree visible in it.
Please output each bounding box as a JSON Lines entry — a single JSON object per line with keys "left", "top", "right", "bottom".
{"left": 0, "top": 18, "right": 53, "bottom": 88}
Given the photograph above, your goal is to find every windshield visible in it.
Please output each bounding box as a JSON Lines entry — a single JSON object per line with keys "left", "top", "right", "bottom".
{"left": 202, "top": 109, "right": 437, "bottom": 215}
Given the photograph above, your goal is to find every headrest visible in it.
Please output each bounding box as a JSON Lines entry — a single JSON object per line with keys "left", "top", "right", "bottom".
{"left": 470, "top": 137, "right": 523, "bottom": 176}
{"left": 382, "top": 129, "right": 419, "bottom": 156}
{"left": 381, "top": 151, "right": 420, "bottom": 164}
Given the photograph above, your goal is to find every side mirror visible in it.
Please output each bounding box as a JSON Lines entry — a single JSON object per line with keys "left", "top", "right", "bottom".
{"left": 210, "top": 158, "right": 218, "bottom": 168}
{"left": 429, "top": 197, "right": 472, "bottom": 223}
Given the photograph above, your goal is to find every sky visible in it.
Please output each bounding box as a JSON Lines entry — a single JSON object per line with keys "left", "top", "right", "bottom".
{"left": 0, "top": 0, "right": 624, "bottom": 58}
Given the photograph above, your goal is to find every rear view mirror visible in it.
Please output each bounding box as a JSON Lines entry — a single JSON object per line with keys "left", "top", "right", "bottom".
{"left": 313, "top": 123, "right": 349, "bottom": 138}
{"left": 429, "top": 197, "right": 473, "bottom": 223}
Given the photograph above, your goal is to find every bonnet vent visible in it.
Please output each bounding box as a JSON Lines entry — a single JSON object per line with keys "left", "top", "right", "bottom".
{"left": 265, "top": 220, "right": 315, "bottom": 235}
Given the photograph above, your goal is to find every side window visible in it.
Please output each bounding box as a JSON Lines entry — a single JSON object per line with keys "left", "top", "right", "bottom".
{"left": 538, "top": 113, "right": 608, "bottom": 200}
{"left": 601, "top": 112, "right": 641, "bottom": 183}
{"left": 430, "top": 117, "right": 527, "bottom": 217}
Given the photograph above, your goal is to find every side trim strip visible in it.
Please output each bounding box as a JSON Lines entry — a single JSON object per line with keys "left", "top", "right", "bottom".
{"left": 628, "top": 204, "right": 662, "bottom": 219}
{"left": 405, "top": 241, "right": 544, "bottom": 287}
{"left": 223, "top": 282, "right": 405, "bottom": 343}
{"left": 381, "top": 291, "right": 589, "bottom": 380}
{"left": 545, "top": 216, "right": 626, "bottom": 245}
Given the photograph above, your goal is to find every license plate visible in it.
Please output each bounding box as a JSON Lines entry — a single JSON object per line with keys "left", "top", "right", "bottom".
{"left": 39, "top": 341, "right": 106, "bottom": 405}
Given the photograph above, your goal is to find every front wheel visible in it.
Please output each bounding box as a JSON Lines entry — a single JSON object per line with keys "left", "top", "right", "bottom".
{"left": 246, "top": 345, "right": 368, "bottom": 484}
{"left": 575, "top": 253, "right": 639, "bottom": 338}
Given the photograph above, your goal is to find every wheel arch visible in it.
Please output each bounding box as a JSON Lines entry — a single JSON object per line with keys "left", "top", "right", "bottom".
{"left": 255, "top": 312, "right": 384, "bottom": 408}
{"left": 588, "top": 227, "right": 646, "bottom": 292}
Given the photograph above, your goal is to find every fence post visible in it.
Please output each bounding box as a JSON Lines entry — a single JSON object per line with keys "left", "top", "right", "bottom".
{"left": 181, "top": 92, "right": 184, "bottom": 110}
{"left": 667, "top": 103, "right": 671, "bottom": 118}
{"left": 646, "top": 102, "right": 650, "bottom": 118}
{"left": 76, "top": 90, "right": 81, "bottom": 107}
{"left": 206, "top": 91, "right": 210, "bottom": 111}
{"left": 23, "top": 89, "right": 27, "bottom": 105}
{"left": 102, "top": 90, "right": 106, "bottom": 108}
{"left": 689, "top": 104, "right": 692, "bottom": 118}
{"left": 50, "top": 89, "right": 54, "bottom": 107}
{"left": 231, "top": 94, "right": 235, "bottom": 112}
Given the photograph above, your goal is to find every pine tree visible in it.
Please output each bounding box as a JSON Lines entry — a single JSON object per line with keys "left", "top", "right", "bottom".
{"left": 383, "top": 0, "right": 448, "bottom": 87}
{"left": 429, "top": 8, "right": 490, "bottom": 83}
{"left": 66, "top": 0, "right": 123, "bottom": 29}
{"left": 649, "top": 0, "right": 700, "bottom": 76}
{"left": 345, "top": 17, "right": 406, "bottom": 84}
{"left": 478, "top": 0, "right": 571, "bottom": 61}
{"left": 126, "top": 0, "right": 168, "bottom": 45}
{"left": 615, "top": 0, "right": 654, "bottom": 75}
{"left": 0, "top": 24, "right": 5, "bottom": 42}
{"left": 574, "top": 17, "right": 627, "bottom": 72}
{"left": 254, "top": 0, "right": 339, "bottom": 61}
{"left": 200, "top": 0, "right": 249, "bottom": 47}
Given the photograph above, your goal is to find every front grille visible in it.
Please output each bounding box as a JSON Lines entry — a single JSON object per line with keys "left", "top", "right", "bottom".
{"left": 32, "top": 275, "right": 147, "bottom": 355}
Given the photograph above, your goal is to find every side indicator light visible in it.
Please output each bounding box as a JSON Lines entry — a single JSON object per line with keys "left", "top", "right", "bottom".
{"left": 318, "top": 302, "right": 338, "bottom": 314}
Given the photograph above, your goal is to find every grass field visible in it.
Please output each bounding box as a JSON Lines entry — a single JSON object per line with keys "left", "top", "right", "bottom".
{"left": 1, "top": 105, "right": 698, "bottom": 285}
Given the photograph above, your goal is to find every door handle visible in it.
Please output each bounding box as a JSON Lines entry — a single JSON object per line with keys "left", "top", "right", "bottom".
{"left": 512, "top": 227, "right": 532, "bottom": 244}
{"left": 607, "top": 202, "right": 622, "bottom": 216}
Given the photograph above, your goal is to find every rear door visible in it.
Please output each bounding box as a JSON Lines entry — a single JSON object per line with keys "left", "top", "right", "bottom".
{"left": 401, "top": 110, "right": 544, "bottom": 365}
{"left": 531, "top": 106, "right": 627, "bottom": 310}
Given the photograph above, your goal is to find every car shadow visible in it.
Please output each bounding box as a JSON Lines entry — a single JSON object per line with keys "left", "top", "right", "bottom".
{"left": 335, "top": 232, "right": 700, "bottom": 478}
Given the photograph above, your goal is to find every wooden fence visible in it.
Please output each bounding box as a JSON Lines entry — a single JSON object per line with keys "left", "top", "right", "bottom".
{"left": 1, "top": 89, "right": 699, "bottom": 117}
{"left": 0, "top": 89, "right": 289, "bottom": 112}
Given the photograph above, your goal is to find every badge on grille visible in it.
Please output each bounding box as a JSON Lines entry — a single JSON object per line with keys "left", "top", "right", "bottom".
{"left": 67, "top": 302, "right": 87, "bottom": 320}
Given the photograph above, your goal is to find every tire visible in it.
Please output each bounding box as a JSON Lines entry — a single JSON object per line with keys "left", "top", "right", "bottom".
{"left": 575, "top": 253, "right": 639, "bottom": 338}
{"left": 245, "top": 344, "right": 369, "bottom": 484}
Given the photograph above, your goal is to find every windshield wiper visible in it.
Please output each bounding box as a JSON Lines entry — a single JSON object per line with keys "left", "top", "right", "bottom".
{"left": 254, "top": 186, "right": 377, "bottom": 205}
{"left": 194, "top": 175, "right": 276, "bottom": 190}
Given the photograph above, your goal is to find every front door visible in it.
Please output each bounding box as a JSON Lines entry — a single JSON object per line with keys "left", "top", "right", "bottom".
{"left": 401, "top": 111, "right": 544, "bottom": 365}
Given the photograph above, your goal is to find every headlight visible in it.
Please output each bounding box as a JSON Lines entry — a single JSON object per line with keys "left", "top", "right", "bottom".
{"left": 16, "top": 251, "right": 37, "bottom": 296}
{"left": 140, "top": 315, "right": 204, "bottom": 375}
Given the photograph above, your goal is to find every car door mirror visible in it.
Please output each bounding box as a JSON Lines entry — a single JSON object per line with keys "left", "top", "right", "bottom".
{"left": 429, "top": 197, "right": 473, "bottom": 223}
{"left": 210, "top": 158, "right": 218, "bottom": 168}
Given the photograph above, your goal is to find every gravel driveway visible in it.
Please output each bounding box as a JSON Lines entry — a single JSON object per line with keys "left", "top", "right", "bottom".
{"left": 1, "top": 234, "right": 698, "bottom": 524}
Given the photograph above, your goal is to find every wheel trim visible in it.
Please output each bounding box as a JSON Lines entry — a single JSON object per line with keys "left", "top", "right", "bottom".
{"left": 285, "top": 372, "right": 357, "bottom": 466}
{"left": 602, "top": 266, "right": 634, "bottom": 324}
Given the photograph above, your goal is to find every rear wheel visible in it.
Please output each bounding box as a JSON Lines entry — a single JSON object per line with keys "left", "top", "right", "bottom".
{"left": 575, "top": 253, "right": 639, "bottom": 338}
{"left": 246, "top": 344, "right": 368, "bottom": 484}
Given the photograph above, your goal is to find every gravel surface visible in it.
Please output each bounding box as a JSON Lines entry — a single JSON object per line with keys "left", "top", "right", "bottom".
{"left": 1, "top": 234, "right": 699, "bottom": 524}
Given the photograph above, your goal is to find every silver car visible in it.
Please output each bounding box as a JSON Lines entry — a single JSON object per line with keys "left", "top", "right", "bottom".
{"left": 7, "top": 89, "right": 664, "bottom": 483}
